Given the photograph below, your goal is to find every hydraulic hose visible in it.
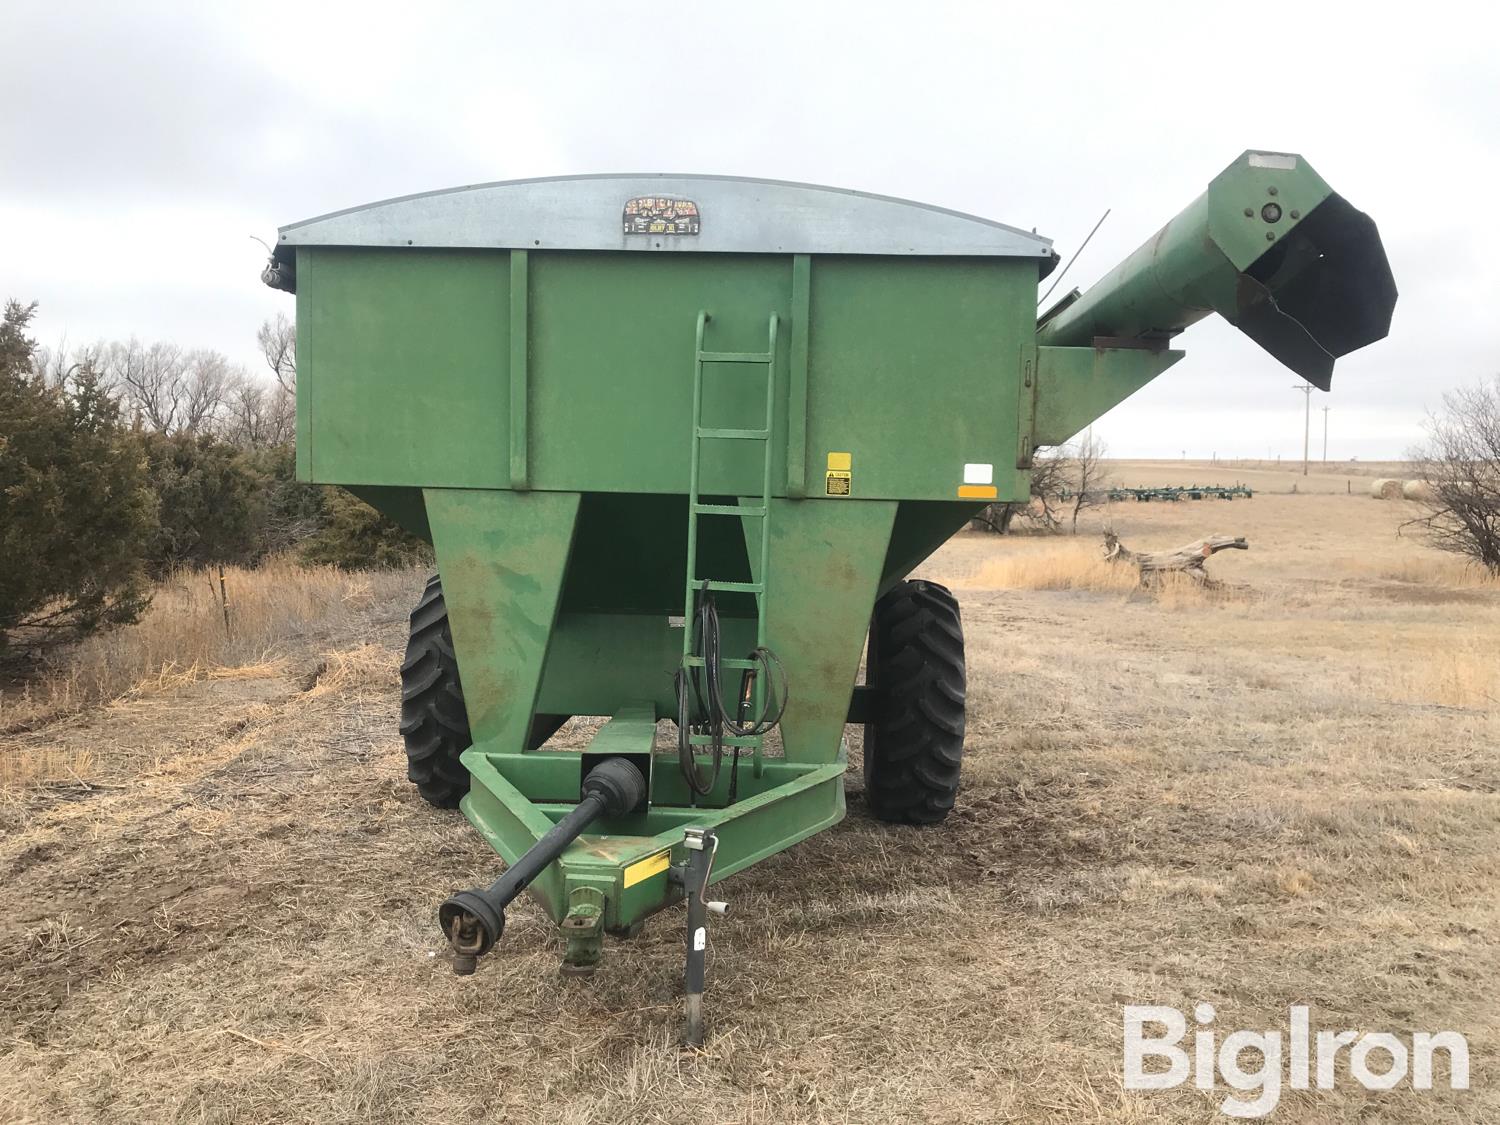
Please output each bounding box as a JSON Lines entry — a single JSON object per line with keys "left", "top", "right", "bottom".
{"left": 676, "top": 591, "right": 788, "bottom": 798}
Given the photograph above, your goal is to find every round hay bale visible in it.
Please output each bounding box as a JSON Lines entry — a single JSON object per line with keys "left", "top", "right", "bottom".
{"left": 1402, "top": 479, "right": 1433, "bottom": 501}
{"left": 1370, "top": 478, "right": 1403, "bottom": 500}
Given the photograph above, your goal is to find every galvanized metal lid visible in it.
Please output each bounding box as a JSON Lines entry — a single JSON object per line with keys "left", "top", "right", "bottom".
{"left": 276, "top": 174, "right": 1057, "bottom": 265}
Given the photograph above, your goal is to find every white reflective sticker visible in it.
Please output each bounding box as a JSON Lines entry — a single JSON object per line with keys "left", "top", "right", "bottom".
{"left": 963, "top": 462, "right": 994, "bottom": 485}
{"left": 667, "top": 615, "right": 685, "bottom": 628}
{"left": 1248, "top": 152, "right": 1297, "bottom": 170}
{"left": 693, "top": 926, "right": 707, "bottom": 951}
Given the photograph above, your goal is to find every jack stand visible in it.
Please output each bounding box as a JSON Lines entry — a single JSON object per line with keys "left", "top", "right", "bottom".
{"left": 560, "top": 885, "right": 605, "bottom": 976}
{"left": 679, "top": 826, "right": 728, "bottom": 1047}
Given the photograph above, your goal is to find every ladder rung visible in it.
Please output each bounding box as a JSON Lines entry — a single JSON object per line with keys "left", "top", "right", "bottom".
{"left": 697, "top": 351, "right": 774, "bottom": 364}
{"left": 692, "top": 503, "right": 767, "bottom": 517}
{"left": 683, "top": 655, "right": 760, "bottom": 670}
{"left": 688, "top": 734, "right": 761, "bottom": 748}
{"left": 696, "top": 426, "right": 770, "bottom": 440}
{"left": 700, "top": 580, "right": 763, "bottom": 594}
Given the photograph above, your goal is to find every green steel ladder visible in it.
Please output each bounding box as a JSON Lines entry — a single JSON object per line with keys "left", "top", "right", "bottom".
{"left": 680, "top": 311, "right": 779, "bottom": 776}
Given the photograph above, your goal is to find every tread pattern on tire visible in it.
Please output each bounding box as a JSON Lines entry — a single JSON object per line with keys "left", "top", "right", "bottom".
{"left": 863, "top": 579, "right": 966, "bottom": 825}
{"left": 399, "top": 574, "right": 473, "bottom": 808}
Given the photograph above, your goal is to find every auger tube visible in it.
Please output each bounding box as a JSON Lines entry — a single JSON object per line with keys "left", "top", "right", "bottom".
{"left": 1037, "top": 150, "right": 1396, "bottom": 390}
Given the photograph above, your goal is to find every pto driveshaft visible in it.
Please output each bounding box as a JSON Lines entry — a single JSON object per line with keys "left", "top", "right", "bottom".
{"left": 438, "top": 757, "right": 646, "bottom": 974}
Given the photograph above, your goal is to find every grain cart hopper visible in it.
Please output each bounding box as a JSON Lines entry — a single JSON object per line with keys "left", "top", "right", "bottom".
{"left": 263, "top": 151, "right": 1394, "bottom": 1041}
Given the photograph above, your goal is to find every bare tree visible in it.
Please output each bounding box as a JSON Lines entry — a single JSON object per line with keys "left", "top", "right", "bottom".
{"left": 30, "top": 325, "right": 294, "bottom": 453}
{"left": 1069, "top": 430, "right": 1109, "bottom": 532}
{"left": 1406, "top": 378, "right": 1500, "bottom": 574}
{"left": 107, "top": 339, "right": 185, "bottom": 431}
{"left": 179, "top": 349, "right": 235, "bottom": 433}
{"left": 32, "top": 337, "right": 106, "bottom": 390}
{"left": 100, "top": 340, "right": 239, "bottom": 435}
{"left": 222, "top": 376, "right": 294, "bottom": 447}
{"left": 257, "top": 313, "right": 296, "bottom": 395}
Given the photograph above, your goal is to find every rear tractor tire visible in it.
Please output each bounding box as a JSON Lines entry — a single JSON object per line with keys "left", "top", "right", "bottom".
{"left": 862, "top": 579, "right": 966, "bottom": 825}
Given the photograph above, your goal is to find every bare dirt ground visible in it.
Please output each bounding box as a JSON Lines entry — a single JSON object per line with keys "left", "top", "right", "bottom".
{"left": 2, "top": 491, "right": 1496, "bottom": 1124}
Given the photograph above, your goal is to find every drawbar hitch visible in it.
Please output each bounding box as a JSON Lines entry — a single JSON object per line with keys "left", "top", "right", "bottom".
{"left": 438, "top": 758, "right": 646, "bottom": 974}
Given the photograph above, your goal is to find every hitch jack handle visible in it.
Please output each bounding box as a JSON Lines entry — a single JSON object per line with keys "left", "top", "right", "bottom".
{"left": 438, "top": 758, "right": 646, "bottom": 974}
{"left": 679, "top": 826, "right": 727, "bottom": 1047}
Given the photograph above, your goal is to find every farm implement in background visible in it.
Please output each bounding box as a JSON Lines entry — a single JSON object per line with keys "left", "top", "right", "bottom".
{"left": 1086, "top": 485, "right": 1256, "bottom": 503}
{"left": 262, "top": 150, "right": 1394, "bottom": 1044}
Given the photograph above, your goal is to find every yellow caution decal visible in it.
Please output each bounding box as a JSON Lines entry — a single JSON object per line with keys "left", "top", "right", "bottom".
{"left": 623, "top": 849, "right": 671, "bottom": 888}
{"left": 826, "top": 451, "right": 852, "bottom": 496}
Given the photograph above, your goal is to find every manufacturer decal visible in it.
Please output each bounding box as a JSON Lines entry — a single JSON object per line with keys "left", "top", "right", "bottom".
{"left": 623, "top": 196, "right": 701, "bottom": 236}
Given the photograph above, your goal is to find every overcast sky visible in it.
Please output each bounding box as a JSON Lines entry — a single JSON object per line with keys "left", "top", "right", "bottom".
{"left": 4, "top": 1, "right": 1495, "bottom": 459}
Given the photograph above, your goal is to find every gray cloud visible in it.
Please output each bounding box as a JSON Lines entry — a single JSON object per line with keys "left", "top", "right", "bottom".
{"left": 2, "top": 0, "right": 1495, "bottom": 457}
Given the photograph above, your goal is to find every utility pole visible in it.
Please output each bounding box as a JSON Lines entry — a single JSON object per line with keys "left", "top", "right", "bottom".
{"left": 1292, "top": 385, "right": 1313, "bottom": 475}
{"left": 1322, "top": 406, "right": 1330, "bottom": 463}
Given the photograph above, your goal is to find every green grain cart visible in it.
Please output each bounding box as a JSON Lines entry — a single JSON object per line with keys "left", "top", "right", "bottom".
{"left": 263, "top": 151, "right": 1394, "bottom": 1041}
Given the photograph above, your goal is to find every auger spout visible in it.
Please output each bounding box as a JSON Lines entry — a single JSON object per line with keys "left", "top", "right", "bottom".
{"left": 1038, "top": 151, "right": 1396, "bottom": 390}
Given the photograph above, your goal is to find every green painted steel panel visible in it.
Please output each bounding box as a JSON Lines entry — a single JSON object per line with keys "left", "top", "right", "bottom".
{"left": 425, "top": 488, "right": 579, "bottom": 749}
{"left": 536, "top": 610, "right": 755, "bottom": 718}
{"left": 1032, "top": 345, "right": 1184, "bottom": 448}
{"left": 806, "top": 257, "right": 1030, "bottom": 502}
{"left": 298, "top": 248, "right": 510, "bottom": 487}
{"left": 298, "top": 249, "right": 1039, "bottom": 504}
{"left": 527, "top": 252, "right": 790, "bottom": 497}
{"left": 759, "top": 498, "right": 897, "bottom": 763}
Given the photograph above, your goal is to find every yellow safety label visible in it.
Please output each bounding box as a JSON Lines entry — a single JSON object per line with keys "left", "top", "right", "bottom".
{"left": 826, "top": 451, "right": 852, "bottom": 496}
{"left": 623, "top": 849, "right": 671, "bottom": 888}
{"left": 957, "top": 484, "right": 998, "bottom": 499}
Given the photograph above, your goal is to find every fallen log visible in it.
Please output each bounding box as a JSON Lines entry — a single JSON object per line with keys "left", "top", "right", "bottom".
{"left": 1102, "top": 530, "right": 1249, "bottom": 585}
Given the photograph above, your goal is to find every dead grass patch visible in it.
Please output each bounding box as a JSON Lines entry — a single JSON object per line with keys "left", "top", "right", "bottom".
{"left": 1387, "top": 639, "right": 1499, "bottom": 708}
{"left": 304, "top": 644, "right": 401, "bottom": 697}
{"left": 0, "top": 744, "right": 94, "bottom": 788}
{"left": 0, "top": 558, "right": 419, "bottom": 732}
{"left": 1373, "top": 555, "right": 1500, "bottom": 588}
{"left": 959, "top": 538, "right": 1139, "bottom": 592}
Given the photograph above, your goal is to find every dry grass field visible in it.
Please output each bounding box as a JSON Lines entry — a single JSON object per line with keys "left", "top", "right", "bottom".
{"left": 2, "top": 480, "right": 1497, "bottom": 1123}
